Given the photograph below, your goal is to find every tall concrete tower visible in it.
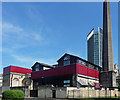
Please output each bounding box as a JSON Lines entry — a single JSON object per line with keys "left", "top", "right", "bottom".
{"left": 100, "top": 0, "right": 116, "bottom": 87}
{"left": 102, "top": 0, "right": 114, "bottom": 71}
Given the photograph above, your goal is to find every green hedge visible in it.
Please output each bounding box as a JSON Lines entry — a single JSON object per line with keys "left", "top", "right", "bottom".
{"left": 2, "top": 90, "right": 24, "bottom": 100}
{"left": 118, "top": 84, "right": 120, "bottom": 91}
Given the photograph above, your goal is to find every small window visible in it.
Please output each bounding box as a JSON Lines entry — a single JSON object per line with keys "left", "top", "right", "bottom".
{"left": 35, "top": 64, "right": 39, "bottom": 71}
{"left": 64, "top": 55, "right": 70, "bottom": 60}
{"left": 96, "top": 67, "right": 98, "bottom": 71}
{"left": 28, "top": 74, "right": 31, "bottom": 77}
{"left": 89, "top": 64, "right": 94, "bottom": 69}
{"left": 81, "top": 61, "right": 86, "bottom": 66}
{"left": 43, "top": 67, "right": 51, "bottom": 70}
{"left": 64, "top": 60, "right": 70, "bottom": 66}
{"left": 21, "top": 75, "right": 23, "bottom": 78}
{"left": 78, "top": 59, "right": 82, "bottom": 63}
{"left": 64, "top": 55, "right": 70, "bottom": 66}
{"left": 98, "top": 68, "right": 101, "bottom": 71}
{"left": 78, "top": 59, "right": 86, "bottom": 66}
{"left": 64, "top": 84, "right": 70, "bottom": 87}
{"left": 64, "top": 80, "right": 70, "bottom": 83}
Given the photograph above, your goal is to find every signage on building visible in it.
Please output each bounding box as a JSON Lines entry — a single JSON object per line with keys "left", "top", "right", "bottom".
{"left": 95, "top": 83, "right": 100, "bottom": 89}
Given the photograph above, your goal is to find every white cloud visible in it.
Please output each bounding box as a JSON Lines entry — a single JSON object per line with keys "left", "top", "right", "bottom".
{"left": 2, "top": 22, "right": 53, "bottom": 67}
{"left": 2, "top": 22, "right": 23, "bottom": 33}
{"left": 2, "top": 22, "right": 44, "bottom": 49}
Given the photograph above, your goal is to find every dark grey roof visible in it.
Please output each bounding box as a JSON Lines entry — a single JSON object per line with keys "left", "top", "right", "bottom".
{"left": 39, "top": 62, "right": 55, "bottom": 68}
{"left": 57, "top": 53, "right": 102, "bottom": 69}
{"left": 32, "top": 62, "right": 55, "bottom": 68}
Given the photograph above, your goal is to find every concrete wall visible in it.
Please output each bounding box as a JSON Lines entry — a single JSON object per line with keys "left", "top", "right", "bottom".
{"left": 67, "top": 87, "right": 118, "bottom": 98}
{"left": 3, "top": 74, "right": 10, "bottom": 86}
{"left": 56, "top": 87, "right": 67, "bottom": 98}
{"left": 38, "top": 87, "right": 52, "bottom": 98}
{"left": 2, "top": 86, "right": 10, "bottom": 92}
{"left": 38, "top": 86, "right": 118, "bottom": 98}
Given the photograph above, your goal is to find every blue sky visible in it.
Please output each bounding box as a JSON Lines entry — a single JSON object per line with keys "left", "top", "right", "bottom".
{"left": 1, "top": 2, "right": 118, "bottom": 73}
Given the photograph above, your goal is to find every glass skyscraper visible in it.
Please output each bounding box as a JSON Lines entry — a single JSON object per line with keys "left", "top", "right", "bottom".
{"left": 87, "top": 27, "right": 103, "bottom": 67}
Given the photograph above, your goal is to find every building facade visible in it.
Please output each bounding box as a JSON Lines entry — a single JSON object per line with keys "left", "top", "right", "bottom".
{"left": 2, "top": 65, "right": 32, "bottom": 91}
{"left": 0, "top": 74, "right": 2, "bottom": 87}
{"left": 87, "top": 27, "right": 103, "bottom": 67}
{"left": 114, "top": 64, "right": 119, "bottom": 77}
{"left": 31, "top": 53, "right": 101, "bottom": 91}
{"left": 0, "top": 74, "right": 3, "bottom": 97}
{"left": 115, "top": 64, "right": 119, "bottom": 87}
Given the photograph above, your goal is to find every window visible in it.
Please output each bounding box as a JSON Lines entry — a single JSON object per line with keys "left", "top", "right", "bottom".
{"left": 21, "top": 75, "right": 23, "bottom": 78}
{"left": 64, "top": 80, "right": 70, "bottom": 83}
{"left": 64, "top": 84, "right": 70, "bottom": 87}
{"left": 89, "top": 64, "right": 94, "bottom": 69}
{"left": 64, "top": 61, "right": 70, "bottom": 66}
{"left": 64, "top": 55, "right": 70, "bottom": 66}
{"left": 35, "top": 64, "right": 39, "bottom": 71}
{"left": 96, "top": 67, "right": 98, "bottom": 71}
{"left": 78, "top": 59, "right": 86, "bottom": 66}
{"left": 81, "top": 61, "right": 86, "bottom": 66}
{"left": 43, "top": 67, "right": 51, "bottom": 70}
{"left": 98, "top": 68, "right": 101, "bottom": 71}
{"left": 78, "top": 59, "right": 82, "bottom": 63}
{"left": 13, "top": 78, "right": 19, "bottom": 86}
{"left": 28, "top": 74, "right": 31, "bottom": 78}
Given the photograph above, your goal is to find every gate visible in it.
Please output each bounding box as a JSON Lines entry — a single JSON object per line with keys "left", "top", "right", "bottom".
{"left": 52, "top": 90, "right": 56, "bottom": 98}
{"left": 30, "top": 90, "right": 38, "bottom": 97}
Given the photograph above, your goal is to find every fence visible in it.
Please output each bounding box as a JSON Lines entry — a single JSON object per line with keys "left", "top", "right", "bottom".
{"left": 37, "top": 87, "right": 118, "bottom": 98}
{"left": 67, "top": 89, "right": 118, "bottom": 98}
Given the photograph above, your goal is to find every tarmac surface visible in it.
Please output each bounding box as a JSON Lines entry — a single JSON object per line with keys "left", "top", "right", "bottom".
{"left": 24, "top": 98, "right": 70, "bottom": 100}
{"left": 24, "top": 97, "right": 120, "bottom": 100}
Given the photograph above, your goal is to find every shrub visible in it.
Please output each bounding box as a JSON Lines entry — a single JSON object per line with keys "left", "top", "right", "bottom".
{"left": 118, "top": 84, "right": 120, "bottom": 91}
{"left": 2, "top": 90, "right": 24, "bottom": 100}
{"left": 15, "top": 90, "right": 24, "bottom": 99}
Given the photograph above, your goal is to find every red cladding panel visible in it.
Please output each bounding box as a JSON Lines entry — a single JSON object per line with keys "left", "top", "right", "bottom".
{"left": 31, "top": 64, "right": 76, "bottom": 79}
{"left": 76, "top": 64, "right": 99, "bottom": 79}
{"left": 3, "top": 66, "right": 10, "bottom": 74}
{"left": 88, "top": 68, "right": 96, "bottom": 78}
{"left": 9, "top": 66, "right": 32, "bottom": 74}
{"left": 76, "top": 64, "right": 87, "bottom": 76}
{"left": 96, "top": 71, "right": 99, "bottom": 78}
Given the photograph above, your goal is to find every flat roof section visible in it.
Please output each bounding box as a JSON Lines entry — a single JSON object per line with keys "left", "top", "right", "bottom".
{"left": 3, "top": 65, "right": 32, "bottom": 74}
